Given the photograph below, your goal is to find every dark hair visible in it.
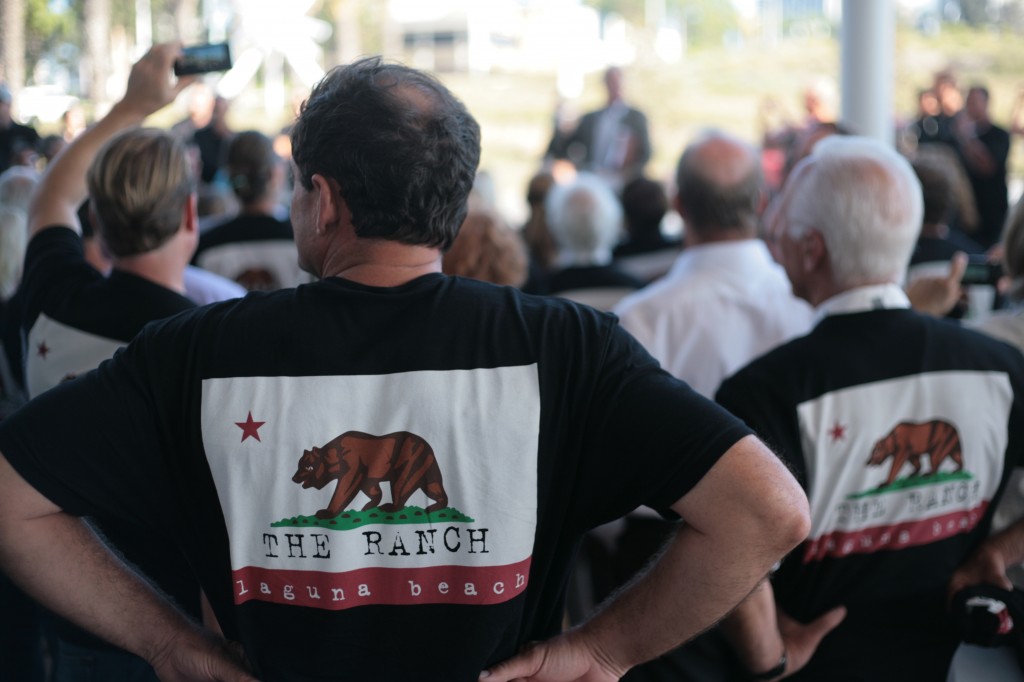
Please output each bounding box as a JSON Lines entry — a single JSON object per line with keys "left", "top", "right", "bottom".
{"left": 227, "top": 130, "right": 277, "bottom": 205}
{"left": 912, "top": 157, "right": 953, "bottom": 226}
{"left": 620, "top": 176, "right": 667, "bottom": 238}
{"left": 969, "top": 85, "right": 990, "bottom": 101}
{"left": 291, "top": 56, "right": 481, "bottom": 250}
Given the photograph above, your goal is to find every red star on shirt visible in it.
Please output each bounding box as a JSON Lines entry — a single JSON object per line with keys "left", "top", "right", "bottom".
{"left": 37, "top": 341, "right": 50, "bottom": 359}
{"left": 829, "top": 421, "right": 847, "bottom": 443}
{"left": 235, "top": 411, "right": 266, "bottom": 443}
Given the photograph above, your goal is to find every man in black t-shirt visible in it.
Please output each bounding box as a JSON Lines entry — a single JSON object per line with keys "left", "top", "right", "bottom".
{"left": 717, "top": 135, "right": 1024, "bottom": 681}
{"left": 0, "top": 45, "right": 811, "bottom": 682}
{"left": 13, "top": 46, "right": 201, "bottom": 682}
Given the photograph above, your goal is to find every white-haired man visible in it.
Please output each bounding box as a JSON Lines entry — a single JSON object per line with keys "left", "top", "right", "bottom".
{"left": 615, "top": 130, "right": 813, "bottom": 398}
{"left": 544, "top": 172, "right": 644, "bottom": 304}
{"left": 716, "top": 135, "right": 1024, "bottom": 680}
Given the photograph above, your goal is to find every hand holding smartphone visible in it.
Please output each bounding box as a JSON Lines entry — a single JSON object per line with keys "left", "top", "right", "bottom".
{"left": 174, "top": 43, "right": 233, "bottom": 76}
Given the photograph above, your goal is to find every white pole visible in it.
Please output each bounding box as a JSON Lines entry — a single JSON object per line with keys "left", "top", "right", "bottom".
{"left": 841, "top": 0, "right": 894, "bottom": 145}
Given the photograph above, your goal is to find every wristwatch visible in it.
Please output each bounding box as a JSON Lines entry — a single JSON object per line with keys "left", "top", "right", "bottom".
{"left": 750, "top": 649, "right": 787, "bottom": 680}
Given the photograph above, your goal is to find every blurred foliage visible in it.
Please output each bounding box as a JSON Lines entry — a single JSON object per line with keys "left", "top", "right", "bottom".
{"left": 24, "top": 0, "right": 79, "bottom": 68}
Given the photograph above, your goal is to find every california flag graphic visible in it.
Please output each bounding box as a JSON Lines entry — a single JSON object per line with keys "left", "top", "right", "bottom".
{"left": 202, "top": 366, "right": 540, "bottom": 610}
{"left": 797, "top": 370, "right": 1011, "bottom": 563}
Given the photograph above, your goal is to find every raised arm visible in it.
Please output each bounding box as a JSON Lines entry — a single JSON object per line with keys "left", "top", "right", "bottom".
{"left": 480, "top": 435, "right": 811, "bottom": 681}
{"left": 28, "top": 42, "right": 195, "bottom": 238}
{"left": 0, "top": 452, "right": 255, "bottom": 681}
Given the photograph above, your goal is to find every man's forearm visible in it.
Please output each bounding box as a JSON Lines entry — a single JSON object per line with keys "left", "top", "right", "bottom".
{"left": 576, "top": 436, "right": 809, "bottom": 672}
{"left": 0, "top": 452, "right": 199, "bottom": 667}
{"left": 577, "top": 520, "right": 787, "bottom": 672}
{"left": 0, "top": 510, "right": 201, "bottom": 665}
{"left": 719, "top": 581, "right": 786, "bottom": 673}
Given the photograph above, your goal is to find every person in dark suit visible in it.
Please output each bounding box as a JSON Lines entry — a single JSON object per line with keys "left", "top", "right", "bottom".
{"left": 548, "top": 66, "right": 651, "bottom": 190}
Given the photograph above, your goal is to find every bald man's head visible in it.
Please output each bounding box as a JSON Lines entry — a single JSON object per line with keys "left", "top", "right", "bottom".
{"left": 675, "top": 130, "right": 763, "bottom": 239}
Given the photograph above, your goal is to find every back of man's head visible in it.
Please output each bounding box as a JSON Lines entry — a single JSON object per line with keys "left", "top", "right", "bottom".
{"left": 87, "top": 128, "right": 195, "bottom": 259}
{"left": 787, "top": 135, "right": 922, "bottom": 288}
{"left": 545, "top": 173, "right": 622, "bottom": 263}
{"left": 227, "top": 130, "right": 278, "bottom": 206}
{"left": 675, "top": 129, "right": 762, "bottom": 240}
{"left": 621, "top": 176, "right": 667, "bottom": 240}
{"left": 290, "top": 56, "right": 481, "bottom": 251}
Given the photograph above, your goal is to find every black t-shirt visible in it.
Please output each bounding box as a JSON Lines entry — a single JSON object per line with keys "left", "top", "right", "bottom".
{"left": 0, "top": 273, "right": 750, "bottom": 681}
{"left": 21, "top": 228, "right": 195, "bottom": 397}
{"left": 16, "top": 226, "right": 199, "bottom": 648}
{"left": 716, "top": 308, "right": 1024, "bottom": 681}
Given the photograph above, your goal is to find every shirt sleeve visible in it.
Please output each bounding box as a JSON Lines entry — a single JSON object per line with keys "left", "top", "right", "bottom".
{"left": 19, "top": 227, "right": 100, "bottom": 328}
{"left": 571, "top": 318, "right": 753, "bottom": 526}
{"left": 0, "top": 337, "right": 178, "bottom": 528}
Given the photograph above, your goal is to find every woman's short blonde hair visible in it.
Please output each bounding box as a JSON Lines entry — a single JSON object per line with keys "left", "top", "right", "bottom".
{"left": 86, "top": 128, "right": 195, "bottom": 258}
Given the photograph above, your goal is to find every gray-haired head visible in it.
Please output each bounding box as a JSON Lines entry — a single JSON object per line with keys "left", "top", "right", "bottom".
{"left": 783, "top": 135, "right": 922, "bottom": 288}
{"left": 545, "top": 173, "right": 623, "bottom": 266}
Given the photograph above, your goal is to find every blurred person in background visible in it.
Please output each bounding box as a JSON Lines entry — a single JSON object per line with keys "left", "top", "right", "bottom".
{"left": 520, "top": 170, "right": 558, "bottom": 293}
{"left": 543, "top": 172, "right": 644, "bottom": 307}
{"left": 547, "top": 66, "right": 651, "bottom": 191}
{"left": 442, "top": 210, "right": 528, "bottom": 287}
{"left": 616, "top": 129, "right": 812, "bottom": 399}
{"left": 0, "top": 84, "right": 40, "bottom": 175}
{"left": 612, "top": 175, "right": 681, "bottom": 284}
{"left": 61, "top": 103, "right": 88, "bottom": 143}
{"left": 192, "top": 130, "right": 305, "bottom": 291}
{"left": 194, "top": 94, "right": 233, "bottom": 185}
{"left": 954, "top": 85, "right": 1010, "bottom": 250}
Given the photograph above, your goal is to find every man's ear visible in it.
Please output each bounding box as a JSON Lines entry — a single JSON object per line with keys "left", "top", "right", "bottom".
{"left": 802, "top": 228, "right": 828, "bottom": 274}
{"left": 311, "top": 173, "right": 344, "bottom": 234}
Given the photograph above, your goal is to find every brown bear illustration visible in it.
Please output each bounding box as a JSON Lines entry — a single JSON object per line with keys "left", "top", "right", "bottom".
{"left": 867, "top": 419, "right": 963, "bottom": 488}
{"left": 292, "top": 430, "right": 448, "bottom": 520}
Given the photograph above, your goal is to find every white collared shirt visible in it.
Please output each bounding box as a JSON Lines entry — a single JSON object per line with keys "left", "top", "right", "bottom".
{"left": 615, "top": 239, "right": 814, "bottom": 397}
{"left": 814, "top": 283, "right": 911, "bottom": 324}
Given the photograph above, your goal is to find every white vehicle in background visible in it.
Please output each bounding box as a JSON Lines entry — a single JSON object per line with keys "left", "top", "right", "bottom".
{"left": 15, "top": 85, "right": 78, "bottom": 125}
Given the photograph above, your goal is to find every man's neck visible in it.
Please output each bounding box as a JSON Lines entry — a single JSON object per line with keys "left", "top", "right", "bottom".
{"left": 683, "top": 228, "right": 753, "bottom": 249}
{"left": 806, "top": 278, "right": 896, "bottom": 308}
{"left": 112, "top": 252, "right": 187, "bottom": 294}
{"left": 240, "top": 197, "right": 279, "bottom": 217}
{"left": 321, "top": 240, "right": 443, "bottom": 288}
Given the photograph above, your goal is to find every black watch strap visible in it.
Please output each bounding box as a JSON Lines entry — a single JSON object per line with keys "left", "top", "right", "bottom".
{"left": 750, "top": 649, "right": 787, "bottom": 680}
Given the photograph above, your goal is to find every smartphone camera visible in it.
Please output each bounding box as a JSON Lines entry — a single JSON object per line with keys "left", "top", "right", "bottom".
{"left": 174, "top": 42, "right": 233, "bottom": 76}
{"left": 960, "top": 255, "right": 1003, "bottom": 287}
